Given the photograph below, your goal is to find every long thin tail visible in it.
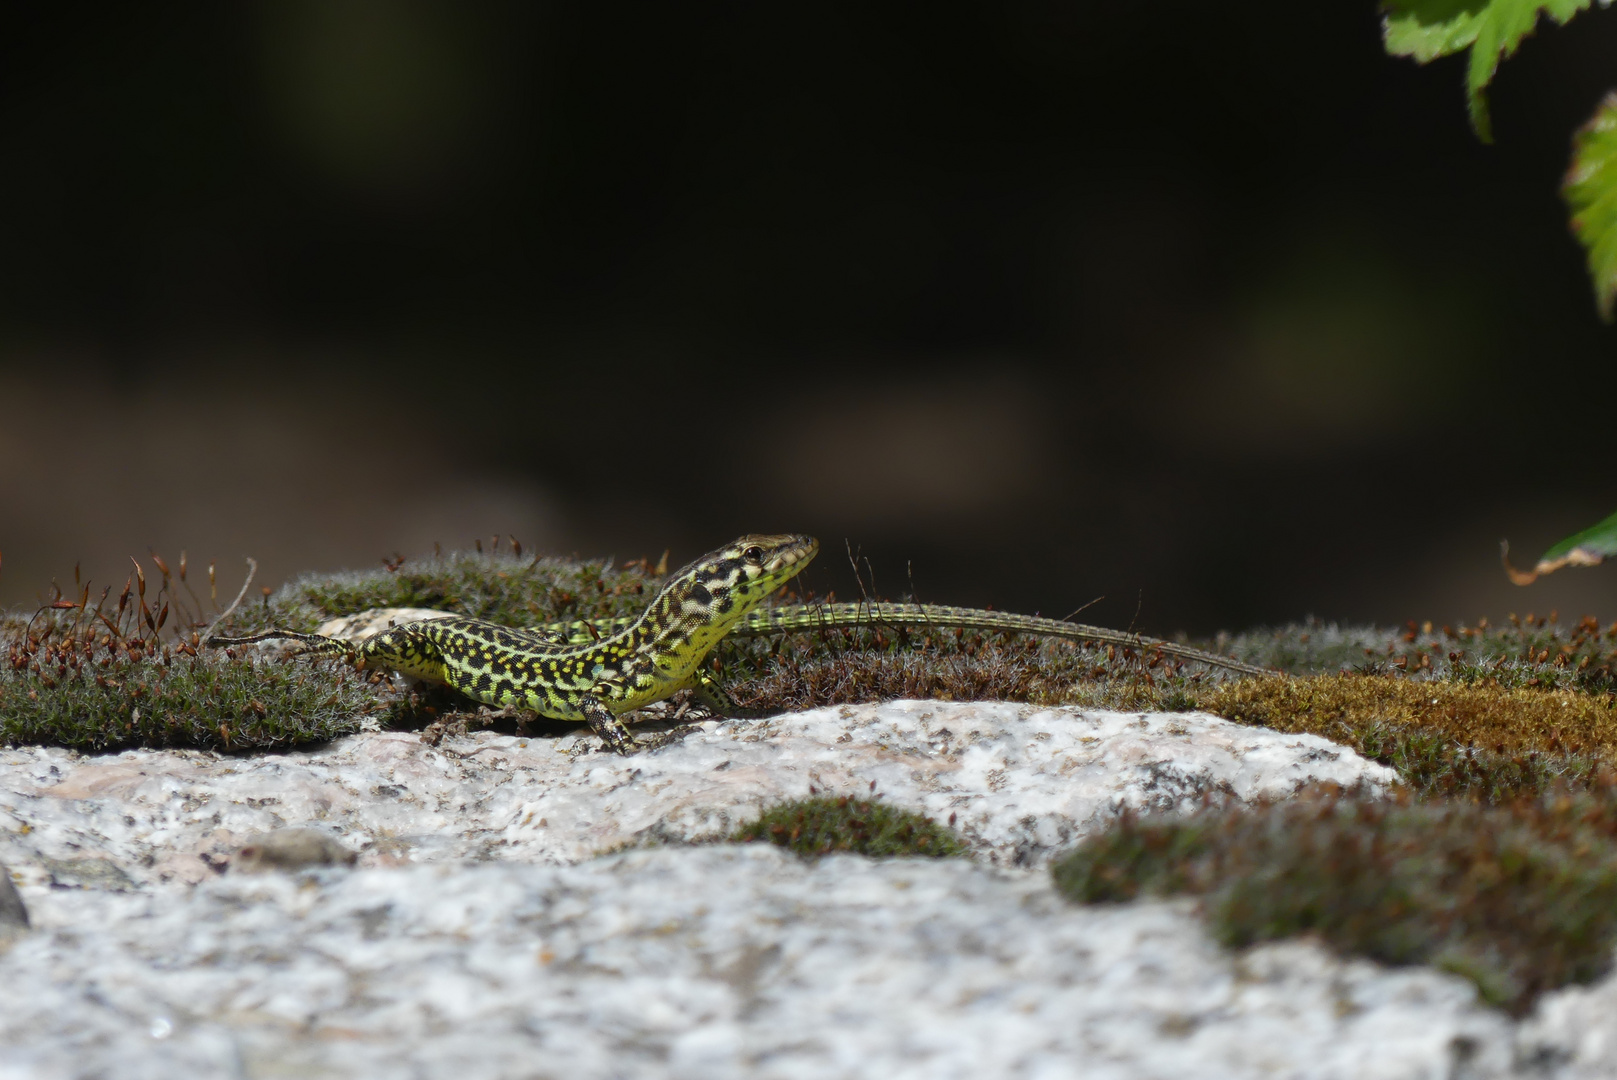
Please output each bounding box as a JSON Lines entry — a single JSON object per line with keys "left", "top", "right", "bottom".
{"left": 736, "top": 602, "right": 1273, "bottom": 677}
{"left": 205, "top": 629, "right": 353, "bottom": 658}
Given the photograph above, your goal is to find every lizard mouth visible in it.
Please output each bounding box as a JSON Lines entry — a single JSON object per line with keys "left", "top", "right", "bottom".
{"left": 767, "top": 536, "right": 819, "bottom": 575}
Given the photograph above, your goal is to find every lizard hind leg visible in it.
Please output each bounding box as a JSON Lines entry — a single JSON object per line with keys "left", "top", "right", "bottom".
{"left": 681, "top": 667, "right": 736, "bottom": 722}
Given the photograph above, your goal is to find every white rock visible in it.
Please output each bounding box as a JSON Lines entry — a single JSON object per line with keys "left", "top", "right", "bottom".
{"left": 0, "top": 701, "right": 1397, "bottom": 885}
{"left": 18, "top": 699, "right": 1603, "bottom": 1077}
{"left": 0, "top": 846, "right": 1521, "bottom": 1080}
{"left": 1517, "top": 967, "right": 1617, "bottom": 1077}
{"left": 0, "top": 862, "right": 26, "bottom": 941}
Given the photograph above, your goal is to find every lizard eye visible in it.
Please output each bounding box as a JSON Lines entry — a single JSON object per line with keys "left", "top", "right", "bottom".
{"left": 742, "top": 546, "right": 765, "bottom": 564}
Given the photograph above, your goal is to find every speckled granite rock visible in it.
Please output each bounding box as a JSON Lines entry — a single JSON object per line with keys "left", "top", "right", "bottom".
{"left": 1517, "top": 966, "right": 1617, "bottom": 1077}
{"left": 0, "top": 861, "right": 27, "bottom": 941}
{"left": 9, "top": 699, "right": 1610, "bottom": 1078}
{"left": 0, "top": 846, "right": 1522, "bottom": 1080}
{"left": 0, "top": 701, "right": 1396, "bottom": 886}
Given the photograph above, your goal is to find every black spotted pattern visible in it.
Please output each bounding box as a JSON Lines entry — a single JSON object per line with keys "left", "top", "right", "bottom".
{"left": 348, "top": 534, "right": 819, "bottom": 726}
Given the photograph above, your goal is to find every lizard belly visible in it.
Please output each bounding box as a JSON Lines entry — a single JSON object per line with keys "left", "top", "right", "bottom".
{"left": 438, "top": 656, "right": 583, "bottom": 721}
{"left": 376, "top": 619, "right": 719, "bottom": 726}
{"left": 436, "top": 654, "right": 663, "bottom": 724}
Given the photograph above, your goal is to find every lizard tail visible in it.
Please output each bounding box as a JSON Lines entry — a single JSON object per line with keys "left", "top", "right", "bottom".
{"left": 205, "top": 630, "right": 352, "bottom": 658}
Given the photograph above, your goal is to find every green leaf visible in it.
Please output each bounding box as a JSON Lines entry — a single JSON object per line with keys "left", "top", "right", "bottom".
{"left": 1565, "top": 94, "right": 1617, "bottom": 321}
{"left": 1381, "top": 0, "right": 1593, "bottom": 143}
{"left": 1540, "top": 509, "right": 1617, "bottom": 568}
{"left": 1503, "top": 508, "right": 1617, "bottom": 584}
{"left": 1383, "top": 0, "right": 1490, "bottom": 63}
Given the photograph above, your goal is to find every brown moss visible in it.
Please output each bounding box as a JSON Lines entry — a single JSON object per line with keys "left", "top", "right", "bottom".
{"left": 722, "top": 629, "right": 1199, "bottom": 715}
{"left": 1204, "top": 673, "right": 1617, "bottom": 758}
{"left": 1052, "top": 790, "right": 1617, "bottom": 1015}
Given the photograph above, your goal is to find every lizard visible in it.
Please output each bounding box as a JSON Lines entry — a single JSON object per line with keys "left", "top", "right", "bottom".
{"left": 207, "top": 533, "right": 1271, "bottom": 754}
{"left": 209, "top": 534, "right": 820, "bottom": 754}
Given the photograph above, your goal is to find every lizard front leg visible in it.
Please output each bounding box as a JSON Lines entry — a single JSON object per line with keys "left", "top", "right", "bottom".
{"left": 576, "top": 694, "right": 639, "bottom": 755}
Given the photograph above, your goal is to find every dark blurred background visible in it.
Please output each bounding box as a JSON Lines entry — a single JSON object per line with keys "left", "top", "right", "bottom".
{"left": 2, "top": 1, "right": 1615, "bottom": 633}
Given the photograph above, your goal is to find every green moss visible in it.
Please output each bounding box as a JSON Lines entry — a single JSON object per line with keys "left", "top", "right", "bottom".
{"left": 1052, "top": 793, "right": 1617, "bottom": 1015}
{"left": 1, "top": 624, "right": 384, "bottom": 751}
{"left": 730, "top": 796, "right": 968, "bottom": 859}
{"left": 215, "top": 550, "right": 664, "bottom": 638}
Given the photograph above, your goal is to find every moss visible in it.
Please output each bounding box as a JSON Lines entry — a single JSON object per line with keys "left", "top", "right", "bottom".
{"left": 1052, "top": 792, "right": 1617, "bottom": 1015}
{"left": 720, "top": 624, "right": 1209, "bottom": 716}
{"left": 1226, "top": 614, "right": 1617, "bottom": 693}
{"left": 730, "top": 795, "right": 969, "bottom": 858}
{"left": 1202, "top": 672, "right": 1617, "bottom": 800}
{"left": 0, "top": 546, "right": 670, "bottom": 754}
{"left": 1, "top": 621, "right": 384, "bottom": 751}
{"left": 214, "top": 549, "right": 664, "bottom": 638}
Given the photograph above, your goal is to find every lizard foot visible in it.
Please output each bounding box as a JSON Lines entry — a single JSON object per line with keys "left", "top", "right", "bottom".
{"left": 635, "top": 723, "right": 706, "bottom": 751}
{"left": 419, "top": 714, "right": 470, "bottom": 747}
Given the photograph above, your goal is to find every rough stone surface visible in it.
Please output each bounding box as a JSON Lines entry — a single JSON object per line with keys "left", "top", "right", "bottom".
{"left": 0, "top": 861, "right": 27, "bottom": 941}
{"left": 1518, "top": 971, "right": 1617, "bottom": 1078}
{"left": 0, "top": 702, "right": 1396, "bottom": 885}
{"left": 233, "top": 827, "right": 358, "bottom": 873}
{"left": 0, "top": 847, "right": 1523, "bottom": 1080}
{"left": 2, "top": 699, "right": 1609, "bottom": 1077}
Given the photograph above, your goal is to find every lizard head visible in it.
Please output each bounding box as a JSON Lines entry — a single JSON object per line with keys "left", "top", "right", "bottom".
{"left": 663, "top": 534, "right": 819, "bottom": 629}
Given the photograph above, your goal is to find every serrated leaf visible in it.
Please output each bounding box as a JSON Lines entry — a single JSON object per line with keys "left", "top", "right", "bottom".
{"left": 1382, "top": 0, "right": 1593, "bottom": 142}
{"left": 1564, "top": 93, "right": 1617, "bottom": 321}
{"left": 1503, "top": 508, "right": 1617, "bottom": 584}
{"left": 1383, "top": 0, "right": 1490, "bottom": 62}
